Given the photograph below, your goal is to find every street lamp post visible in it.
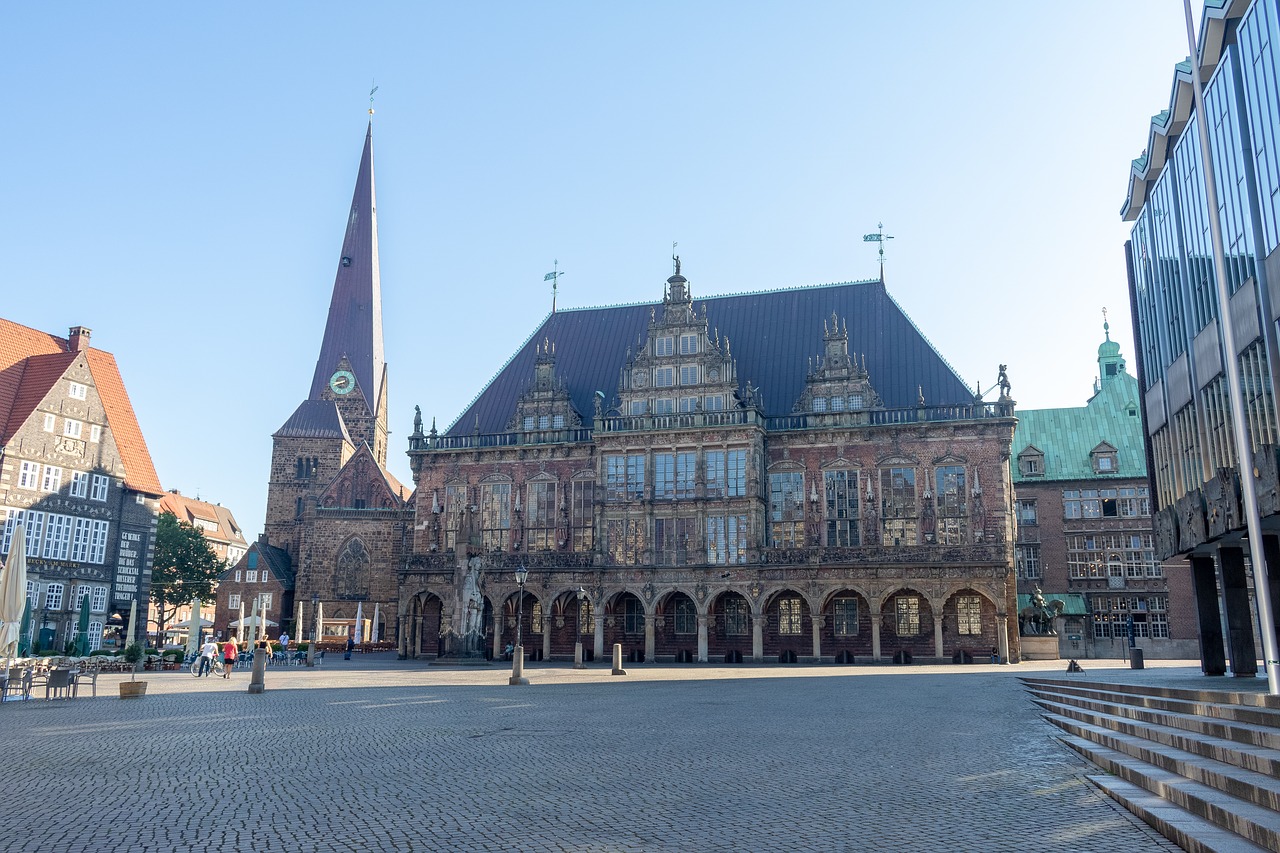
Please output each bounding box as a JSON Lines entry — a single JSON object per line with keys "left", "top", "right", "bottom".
{"left": 306, "top": 593, "right": 319, "bottom": 667}
{"left": 510, "top": 565, "right": 529, "bottom": 685}
{"left": 574, "top": 586, "right": 587, "bottom": 669}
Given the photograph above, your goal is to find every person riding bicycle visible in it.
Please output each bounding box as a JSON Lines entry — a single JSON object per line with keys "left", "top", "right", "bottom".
{"left": 197, "top": 638, "right": 219, "bottom": 677}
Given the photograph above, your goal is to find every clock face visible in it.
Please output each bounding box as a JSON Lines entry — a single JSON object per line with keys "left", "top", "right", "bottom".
{"left": 329, "top": 369, "right": 356, "bottom": 395}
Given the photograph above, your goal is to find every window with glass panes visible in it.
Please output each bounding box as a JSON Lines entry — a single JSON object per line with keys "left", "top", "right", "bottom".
{"left": 531, "top": 602, "right": 544, "bottom": 633}
{"left": 623, "top": 597, "right": 644, "bottom": 633}
{"left": 769, "top": 472, "right": 805, "bottom": 547}
{"left": 706, "top": 451, "right": 726, "bottom": 497}
{"left": 881, "top": 467, "right": 917, "bottom": 545}
{"left": 1016, "top": 544, "right": 1042, "bottom": 579}
{"left": 895, "top": 596, "right": 920, "bottom": 635}
{"left": 706, "top": 515, "right": 747, "bottom": 565}
{"left": 674, "top": 453, "right": 696, "bottom": 499}
{"left": 654, "top": 454, "right": 675, "bottom": 499}
{"left": 1017, "top": 499, "right": 1037, "bottom": 526}
{"left": 91, "top": 585, "right": 107, "bottom": 612}
{"left": 674, "top": 597, "right": 696, "bottom": 634}
{"left": 654, "top": 516, "right": 695, "bottom": 566}
{"left": 656, "top": 336, "right": 674, "bottom": 356}
{"left": 956, "top": 595, "right": 982, "bottom": 634}
{"left": 45, "top": 583, "right": 64, "bottom": 610}
{"left": 777, "top": 596, "right": 803, "bottom": 634}
{"left": 578, "top": 600, "right": 595, "bottom": 634}
{"left": 724, "top": 597, "right": 748, "bottom": 635}
{"left": 479, "top": 483, "right": 511, "bottom": 550}
{"left": 824, "top": 470, "right": 860, "bottom": 546}
{"left": 726, "top": 450, "right": 746, "bottom": 497}
{"left": 605, "top": 519, "right": 643, "bottom": 565}
{"left": 832, "top": 597, "right": 858, "bottom": 635}
{"left": 679, "top": 334, "right": 697, "bottom": 354}
{"left": 444, "top": 485, "right": 466, "bottom": 549}
{"left": 571, "top": 480, "right": 595, "bottom": 551}
{"left": 935, "top": 466, "right": 967, "bottom": 544}
{"left": 680, "top": 365, "right": 699, "bottom": 385}
{"left": 526, "top": 481, "right": 556, "bottom": 550}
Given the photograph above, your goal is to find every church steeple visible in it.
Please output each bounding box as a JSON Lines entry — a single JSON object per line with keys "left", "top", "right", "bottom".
{"left": 308, "top": 121, "right": 385, "bottom": 416}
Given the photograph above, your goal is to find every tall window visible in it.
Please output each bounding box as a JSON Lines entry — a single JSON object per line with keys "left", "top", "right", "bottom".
{"left": 956, "top": 595, "right": 982, "bottom": 635}
{"left": 824, "top": 470, "right": 860, "bottom": 546}
{"left": 531, "top": 602, "right": 544, "bottom": 634}
{"left": 1016, "top": 544, "right": 1042, "bottom": 579}
{"left": 70, "top": 471, "right": 89, "bottom": 498}
{"left": 673, "top": 597, "right": 696, "bottom": 634}
{"left": 727, "top": 450, "right": 746, "bottom": 497}
{"left": 43, "top": 515, "right": 72, "bottom": 560}
{"left": 18, "top": 461, "right": 39, "bottom": 490}
{"left": 623, "top": 597, "right": 644, "bottom": 634}
{"left": 679, "top": 334, "right": 698, "bottom": 355}
{"left": 605, "top": 519, "right": 643, "bottom": 565}
{"left": 526, "top": 481, "right": 556, "bottom": 550}
{"left": 675, "top": 452, "right": 696, "bottom": 499}
{"left": 881, "top": 468, "right": 917, "bottom": 545}
{"left": 70, "top": 518, "right": 92, "bottom": 562}
{"left": 654, "top": 517, "right": 694, "bottom": 566}
{"left": 90, "top": 585, "right": 107, "bottom": 612}
{"left": 605, "top": 455, "right": 645, "bottom": 501}
{"left": 88, "top": 621, "right": 103, "bottom": 652}
{"left": 444, "top": 485, "right": 466, "bottom": 550}
{"left": 706, "top": 514, "right": 747, "bottom": 565}
{"left": 1017, "top": 499, "right": 1037, "bottom": 526}
{"left": 706, "top": 451, "right": 726, "bottom": 497}
{"left": 45, "top": 583, "right": 64, "bottom": 610}
{"left": 90, "top": 474, "right": 109, "bottom": 502}
{"left": 578, "top": 600, "right": 595, "bottom": 634}
{"left": 833, "top": 597, "right": 858, "bottom": 635}
{"left": 935, "top": 466, "right": 967, "bottom": 545}
{"left": 655, "top": 336, "right": 674, "bottom": 357}
{"left": 768, "top": 472, "right": 805, "bottom": 547}
{"left": 777, "top": 597, "right": 803, "bottom": 635}
{"left": 895, "top": 596, "right": 920, "bottom": 635}
{"left": 229, "top": 594, "right": 241, "bottom": 610}
{"left": 724, "top": 597, "right": 748, "bottom": 635}
{"left": 571, "top": 480, "right": 595, "bottom": 551}
{"left": 479, "top": 483, "right": 511, "bottom": 550}
{"left": 654, "top": 454, "right": 675, "bottom": 499}
{"left": 41, "top": 466, "right": 62, "bottom": 493}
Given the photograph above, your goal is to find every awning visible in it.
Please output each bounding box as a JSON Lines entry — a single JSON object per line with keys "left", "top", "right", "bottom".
{"left": 1017, "top": 593, "right": 1088, "bottom": 616}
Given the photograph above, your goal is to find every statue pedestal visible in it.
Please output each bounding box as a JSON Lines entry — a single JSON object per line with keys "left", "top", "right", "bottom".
{"left": 432, "top": 631, "right": 492, "bottom": 666}
{"left": 1020, "top": 634, "right": 1060, "bottom": 661}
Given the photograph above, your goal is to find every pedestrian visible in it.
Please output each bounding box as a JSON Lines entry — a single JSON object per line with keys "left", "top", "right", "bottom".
{"left": 279, "top": 631, "right": 290, "bottom": 652}
{"left": 990, "top": 646, "right": 1000, "bottom": 665}
{"left": 198, "top": 638, "right": 219, "bottom": 677}
{"left": 344, "top": 632, "right": 355, "bottom": 661}
{"left": 222, "top": 638, "right": 237, "bottom": 679}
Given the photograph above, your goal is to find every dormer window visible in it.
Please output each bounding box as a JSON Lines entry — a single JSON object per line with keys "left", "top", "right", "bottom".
{"left": 813, "top": 397, "right": 827, "bottom": 412}
{"left": 830, "top": 395, "right": 846, "bottom": 411}
{"left": 679, "top": 334, "right": 698, "bottom": 355}
{"left": 656, "top": 337, "right": 674, "bottom": 357}
{"left": 1018, "top": 447, "right": 1045, "bottom": 478}
{"left": 1091, "top": 443, "right": 1119, "bottom": 475}
{"left": 848, "top": 393, "right": 864, "bottom": 409}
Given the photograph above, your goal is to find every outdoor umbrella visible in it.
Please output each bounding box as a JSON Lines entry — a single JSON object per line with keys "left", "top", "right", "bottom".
{"left": 371, "top": 602, "right": 380, "bottom": 644}
{"left": 0, "top": 523, "right": 27, "bottom": 666}
{"left": 124, "top": 599, "right": 137, "bottom": 652}
{"left": 354, "top": 601, "right": 364, "bottom": 645}
{"left": 18, "top": 599, "right": 32, "bottom": 657}
{"left": 316, "top": 601, "right": 324, "bottom": 645}
{"left": 294, "top": 599, "right": 303, "bottom": 642}
{"left": 186, "top": 597, "right": 202, "bottom": 657}
{"left": 238, "top": 600, "right": 245, "bottom": 643}
{"left": 74, "top": 591, "right": 91, "bottom": 656}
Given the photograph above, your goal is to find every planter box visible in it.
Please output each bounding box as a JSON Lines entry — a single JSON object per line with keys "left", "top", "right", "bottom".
{"left": 119, "top": 681, "right": 148, "bottom": 699}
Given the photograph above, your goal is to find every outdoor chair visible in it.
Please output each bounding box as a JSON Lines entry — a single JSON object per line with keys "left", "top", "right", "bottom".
{"left": 45, "top": 668, "right": 73, "bottom": 700}
{"left": 71, "top": 669, "right": 98, "bottom": 699}
{"left": 3, "top": 667, "right": 31, "bottom": 702}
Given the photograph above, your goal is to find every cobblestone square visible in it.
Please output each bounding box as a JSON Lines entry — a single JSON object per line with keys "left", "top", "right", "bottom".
{"left": 0, "top": 658, "right": 1183, "bottom": 852}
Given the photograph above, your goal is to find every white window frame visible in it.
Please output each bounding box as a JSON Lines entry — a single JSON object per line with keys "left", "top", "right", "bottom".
{"left": 91, "top": 585, "right": 107, "bottom": 613}
{"left": 88, "top": 621, "right": 103, "bottom": 652}
{"left": 68, "top": 382, "right": 87, "bottom": 400}
{"left": 45, "top": 583, "right": 64, "bottom": 610}
{"left": 246, "top": 570, "right": 258, "bottom": 583}
{"left": 91, "top": 474, "right": 109, "bottom": 502}
{"left": 43, "top": 413, "right": 56, "bottom": 432}
{"left": 89, "top": 520, "right": 109, "bottom": 563}
{"left": 70, "top": 471, "right": 89, "bottom": 498}
{"left": 679, "top": 365, "right": 699, "bottom": 385}
{"left": 63, "top": 419, "right": 83, "bottom": 438}
{"left": 679, "top": 334, "right": 698, "bottom": 355}
{"left": 229, "top": 594, "right": 241, "bottom": 610}
{"left": 653, "top": 367, "right": 674, "bottom": 388}
{"left": 18, "top": 461, "right": 40, "bottom": 490}
{"left": 41, "top": 466, "right": 62, "bottom": 493}
{"left": 90, "top": 425, "right": 101, "bottom": 443}
{"left": 655, "top": 336, "right": 674, "bottom": 357}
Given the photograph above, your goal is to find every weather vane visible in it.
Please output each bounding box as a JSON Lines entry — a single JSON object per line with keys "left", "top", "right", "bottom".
{"left": 543, "top": 260, "right": 565, "bottom": 314}
{"left": 369, "top": 82, "right": 378, "bottom": 116}
{"left": 862, "top": 222, "right": 894, "bottom": 280}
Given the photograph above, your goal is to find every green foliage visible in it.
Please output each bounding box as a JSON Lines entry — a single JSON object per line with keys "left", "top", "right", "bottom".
{"left": 123, "top": 642, "right": 145, "bottom": 682}
{"left": 150, "top": 511, "right": 224, "bottom": 634}
{"left": 159, "top": 649, "right": 184, "bottom": 661}
{"left": 90, "top": 650, "right": 117, "bottom": 657}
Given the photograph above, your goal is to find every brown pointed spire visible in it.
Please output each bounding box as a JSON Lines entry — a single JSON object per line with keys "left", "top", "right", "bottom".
{"left": 308, "top": 121, "right": 384, "bottom": 411}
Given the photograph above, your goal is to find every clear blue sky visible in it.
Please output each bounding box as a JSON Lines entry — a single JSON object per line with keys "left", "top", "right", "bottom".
{"left": 2, "top": 2, "right": 1192, "bottom": 538}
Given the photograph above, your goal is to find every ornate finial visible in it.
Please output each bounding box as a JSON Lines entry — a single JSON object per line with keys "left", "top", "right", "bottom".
{"left": 543, "top": 260, "right": 564, "bottom": 314}
{"left": 369, "top": 82, "right": 378, "bottom": 116}
{"left": 672, "top": 242, "right": 680, "bottom": 275}
{"left": 862, "top": 222, "right": 894, "bottom": 279}
{"left": 429, "top": 417, "right": 437, "bottom": 438}
{"left": 1102, "top": 306, "right": 1110, "bottom": 340}
{"left": 918, "top": 385, "right": 925, "bottom": 406}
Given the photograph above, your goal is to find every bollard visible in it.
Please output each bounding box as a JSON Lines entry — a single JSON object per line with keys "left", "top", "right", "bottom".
{"left": 508, "top": 643, "right": 529, "bottom": 686}
{"left": 611, "top": 643, "right": 626, "bottom": 676}
{"left": 248, "top": 647, "right": 268, "bottom": 694}
{"left": 574, "top": 641, "right": 586, "bottom": 670}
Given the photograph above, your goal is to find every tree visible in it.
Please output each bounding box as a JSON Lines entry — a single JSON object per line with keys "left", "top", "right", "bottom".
{"left": 150, "top": 511, "right": 223, "bottom": 643}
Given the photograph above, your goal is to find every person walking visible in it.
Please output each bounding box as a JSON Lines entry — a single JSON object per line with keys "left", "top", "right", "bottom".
{"left": 198, "top": 638, "right": 219, "bottom": 677}
{"left": 344, "top": 632, "right": 355, "bottom": 661}
{"left": 278, "top": 631, "right": 290, "bottom": 652}
{"left": 222, "top": 639, "right": 237, "bottom": 678}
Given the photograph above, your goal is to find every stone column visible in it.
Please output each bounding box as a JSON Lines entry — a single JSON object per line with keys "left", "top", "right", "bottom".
{"left": 811, "top": 613, "right": 822, "bottom": 661}
{"left": 413, "top": 616, "right": 424, "bottom": 658}
{"left": 594, "top": 606, "right": 605, "bottom": 660}
{"left": 996, "top": 614, "right": 1009, "bottom": 665}
{"left": 693, "top": 612, "right": 708, "bottom": 662}
{"left": 1219, "top": 546, "right": 1259, "bottom": 677}
{"left": 752, "top": 614, "right": 764, "bottom": 662}
{"left": 491, "top": 613, "right": 503, "bottom": 660}
{"left": 871, "top": 604, "right": 882, "bottom": 661}
{"left": 1191, "top": 554, "right": 1227, "bottom": 675}
{"left": 933, "top": 608, "right": 945, "bottom": 659}
{"left": 397, "top": 616, "right": 408, "bottom": 659}
{"left": 542, "top": 613, "right": 552, "bottom": 662}
{"left": 644, "top": 615, "right": 656, "bottom": 662}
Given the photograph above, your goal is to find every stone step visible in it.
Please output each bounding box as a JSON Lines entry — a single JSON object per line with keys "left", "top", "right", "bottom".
{"left": 1044, "top": 711, "right": 1280, "bottom": 813}
{"left": 1022, "top": 678, "right": 1280, "bottom": 732}
{"left": 1086, "top": 775, "right": 1271, "bottom": 853}
{"left": 1059, "top": 734, "right": 1280, "bottom": 852}
{"left": 1026, "top": 685, "right": 1280, "bottom": 752}
{"left": 1035, "top": 696, "right": 1280, "bottom": 778}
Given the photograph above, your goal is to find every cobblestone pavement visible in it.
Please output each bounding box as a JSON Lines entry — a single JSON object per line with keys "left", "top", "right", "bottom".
{"left": 0, "top": 658, "right": 1188, "bottom": 853}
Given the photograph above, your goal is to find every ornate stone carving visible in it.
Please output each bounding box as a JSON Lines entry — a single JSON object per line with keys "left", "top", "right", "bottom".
{"left": 1176, "top": 490, "right": 1207, "bottom": 552}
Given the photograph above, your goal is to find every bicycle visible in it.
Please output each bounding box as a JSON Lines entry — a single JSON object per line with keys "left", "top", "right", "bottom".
{"left": 189, "top": 656, "right": 224, "bottom": 678}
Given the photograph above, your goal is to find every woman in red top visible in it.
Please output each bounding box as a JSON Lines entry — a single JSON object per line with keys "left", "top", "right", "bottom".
{"left": 222, "top": 639, "right": 237, "bottom": 679}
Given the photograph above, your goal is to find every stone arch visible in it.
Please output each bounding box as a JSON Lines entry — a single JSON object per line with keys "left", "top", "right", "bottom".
{"left": 819, "top": 587, "right": 873, "bottom": 662}
{"left": 404, "top": 591, "right": 444, "bottom": 659}
{"left": 654, "top": 589, "right": 699, "bottom": 661}
{"left": 941, "top": 586, "right": 1000, "bottom": 660}
{"left": 605, "top": 590, "right": 647, "bottom": 662}
{"left": 333, "top": 536, "right": 371, "bottom": 600}
{"left": 761, "top": 587, "right": 811, "bottom": 662}
{"left": 707, "top": 590, "right": 752, "bottom": 663}
{"left": 879, "top": 586, "right": 936, "bottom": 662}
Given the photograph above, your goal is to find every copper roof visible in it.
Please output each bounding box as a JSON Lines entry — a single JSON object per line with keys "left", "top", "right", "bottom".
{"left": 0, "top": 317, "right": 163, "bottom": 494}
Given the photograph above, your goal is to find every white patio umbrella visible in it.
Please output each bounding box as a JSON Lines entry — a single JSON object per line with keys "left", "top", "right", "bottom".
{"left": 0, "top": 524, "right": 28, "bottom": 667}
{"left": 316, "top": 601, "right": 324, "bottom": 644}
{"left": 186, "top": 597, "right": 202, "bottom": 656}
{"left": 294, "top": 599, "right": 303, "bottom": 642}
{"left": 228, "top": 616, "right": 278, "bottom": 628}
{"left": 124, "top": 599, "right": 137, "bottom": 651}
{"left": 371, "top": 602, "right": 380, "bottom": 643}
{"left": 354, "top": 601, "right": 364, "bottom": 644}
{"left": 237, "top": 600, "right": 245, "bottom": 643}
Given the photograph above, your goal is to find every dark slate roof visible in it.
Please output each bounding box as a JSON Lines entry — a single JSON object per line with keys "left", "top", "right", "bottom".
{"left": 307, "top": 121, "right": 385, "bottom": 413}
{"left": 446, "top": 278, "right": 974, "bottom": 436}
{"left": 226, "top": 540, "right": 295, "bottom": 589}
{"left": 275, "top": 399, "right": 352, "bottom": 441}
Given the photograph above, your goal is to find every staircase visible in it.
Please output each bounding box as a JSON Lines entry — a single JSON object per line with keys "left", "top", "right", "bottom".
{"left": 1022, "top": 676, "right": 1280, "bottom": 853}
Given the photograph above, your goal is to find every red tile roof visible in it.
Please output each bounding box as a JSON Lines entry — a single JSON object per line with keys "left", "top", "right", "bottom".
{"left": 0, "top": 317, "right": 163, "bottom": 495}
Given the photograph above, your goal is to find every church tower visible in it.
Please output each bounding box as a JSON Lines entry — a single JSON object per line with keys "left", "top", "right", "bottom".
{"left": 264, "top": 120, "right": 389, "bottom": 555}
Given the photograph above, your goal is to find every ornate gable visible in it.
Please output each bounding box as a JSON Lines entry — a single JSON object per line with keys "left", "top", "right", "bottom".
{"left": 792, "top": 312, "right": 882, "bottom": 417}
{"left": 505, "top": 339, "right": 583, "bottom": 432}
{"left": 320, "top": 443, "right": 404, "bottom": 510}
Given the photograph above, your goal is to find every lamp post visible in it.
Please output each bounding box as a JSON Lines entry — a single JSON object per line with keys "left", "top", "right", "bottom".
{"left": 574, "top": 586, "right": 587, "bottom": 669}
{"left": 306, "top": 593, "right": 319, "bottom": 667}
{"left": 510, "top": 565, "right": 529, "bottom": 685}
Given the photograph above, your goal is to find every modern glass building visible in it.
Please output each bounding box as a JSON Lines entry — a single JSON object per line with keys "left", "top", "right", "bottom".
{"left": 1123, "top": 0, "right": 1280, "bottom": 675}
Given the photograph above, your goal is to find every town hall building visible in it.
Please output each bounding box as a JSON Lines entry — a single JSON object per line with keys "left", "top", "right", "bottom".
{"left": 245, "top": 121, "right": 1024, "bottom": 665}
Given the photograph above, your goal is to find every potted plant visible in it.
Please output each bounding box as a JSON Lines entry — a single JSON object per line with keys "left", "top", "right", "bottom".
{"left": 119, "top": 642, "right": 147, "bottom": 698}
